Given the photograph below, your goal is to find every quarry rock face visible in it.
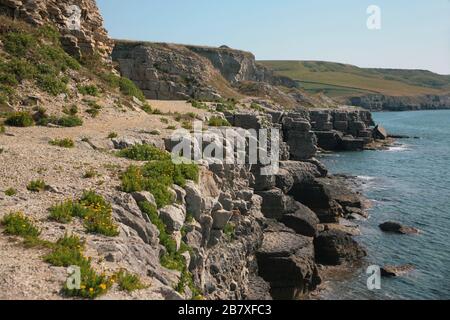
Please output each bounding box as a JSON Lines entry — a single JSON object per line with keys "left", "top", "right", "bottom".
{"left": 350, "top": 94, "right": 450, "bottom": 111}
{"left": 0, "top": 0, "right": 113, "bottom": 60}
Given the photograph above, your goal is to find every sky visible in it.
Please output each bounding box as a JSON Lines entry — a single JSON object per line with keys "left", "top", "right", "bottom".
{"left": 97, "top": 0, "right": 450, "bottom": 75}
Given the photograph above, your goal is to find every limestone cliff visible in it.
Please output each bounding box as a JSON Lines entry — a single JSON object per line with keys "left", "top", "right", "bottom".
{"left": 0, "top": 0, "right": 113, "bottom": 60}
{"left": 349, "top": 94, "right": 450, "bottom": 111}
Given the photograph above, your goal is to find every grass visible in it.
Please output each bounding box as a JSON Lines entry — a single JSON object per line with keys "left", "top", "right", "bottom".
{"left": 188, "top": 99, "right": 208, "bottom": 110}
{"left": 0, "top": 123, "right": 5, "bottom": 134}
{"left": 27, "top": 179, "right": 47, "bottom": 192}
{"left": 5, "top": 111, "right": 34, "bottom": 127}
{"left": 49, "top": 138, "right": 75, "bottom": 148}
{"left": 208, "top": 116, "right": 231, "bottom": 127}
{"left": 101, "top": 73, "right": 146, "bottom": 102}
{"left": 4, "top": 188, "right": 17, "bottom": 196}
{"left": 117, "top": 144, "right": 171, "bottom": 161}
{"left": 63, "top": 105, "right": 78, "bottom": 116}
{"left": 259, "top": 60, "right": 450, "bottom": 97}
{"left": 249, "top": 102, "right": 264, "bottom": 112}
{"left": 116, "top": 269, "right": 147, "bottom": 292}
{"left": 48, "top": 200, "right": 81, "bottom": 224}
{"left": 1, "top": 212, "right": 40, "bottom": 238}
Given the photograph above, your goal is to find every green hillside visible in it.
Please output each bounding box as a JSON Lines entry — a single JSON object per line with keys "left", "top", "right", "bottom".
{"left": 259, "top": 60, "right": 450, "bottom": 98}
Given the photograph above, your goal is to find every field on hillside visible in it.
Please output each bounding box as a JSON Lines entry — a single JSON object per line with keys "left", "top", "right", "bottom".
{"left": 260, "top": 60, "right": 450, "bottom": 98}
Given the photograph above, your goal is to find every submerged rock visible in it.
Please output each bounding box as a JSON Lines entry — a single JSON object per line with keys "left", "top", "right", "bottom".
{"left": 379, "top": 222, "right": 420, "bottom": 235}
{"left": 381, "top": 265, "right": 415, "bottom": 277}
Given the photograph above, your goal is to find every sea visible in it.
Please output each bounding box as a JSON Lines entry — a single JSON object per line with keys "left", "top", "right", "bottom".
{"left": 320, "top": 110, "right": 450, "bottom": 300}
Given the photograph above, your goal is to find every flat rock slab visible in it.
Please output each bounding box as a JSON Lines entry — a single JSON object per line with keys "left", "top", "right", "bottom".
{"left": 258, "top": 231, "right": 312, "bottom": 258}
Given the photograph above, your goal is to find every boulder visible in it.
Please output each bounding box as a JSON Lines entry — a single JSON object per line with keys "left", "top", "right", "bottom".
{"left": 256, "top": 228, "right": 321, "bottom": 300}
{"left": 184, "top": 181, "right": 203, "bottom": 220}
{"left": 373, "top": 125, "right": 388, "bottom": 140}
{"left": 381, "top": 264, "right": 415, "bottom": 277}
{"left": 281, "top": 204, "right": 319, "bottom": 237}
{"left": 212, "top": 210, "right": 234, "bottom": 230}
{"left": 257, "top": 188, "right": 297, "bottom": 220}
{"left": 379, "top": 222, "right": 419, "bottom": 235}
{"left": 313, "top": 230, "right": 367, "bottom": 265}
{"left": 159, "top": 205, "right": 186, "bottom": 233}
{"left": 131, "top": 191, "right": 157, "bottom": 208}
{"left": 112, "top": 194, "right": 159, "bottom": 245}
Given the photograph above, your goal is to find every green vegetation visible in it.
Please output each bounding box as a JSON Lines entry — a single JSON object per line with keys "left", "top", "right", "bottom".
{"left": 208, "top": 116, "right": 231, "bottom": 127}
{"left": 249, "top": 102, "right": 264, "bottom": 112}
{"left": 4, "top": 188, "right": 17, "bottom": 197}
{"left": 5, "top": 111, "right": 34, "bottom": 127}
{"left": 223, "top": 223, "right": 236, "bottom": 241}
{"left": 48, "top": 191, "right": 118, "bottom": 237}
{"left": 38, "top": 114, "right": 83, "bottom": 127}
{"left": 259, "top": 60, "right": 450, "bottom": 97}
{"left": 85, "top": 101, "right": 102, "bottom": 118}
{"left": 107, "top": 132, "right": 118, "bottom": 139}
{"left": 121, "top": 159, "right": 199, "bottom": 208}
{"left": 101, "top": 73, "right": 146, "bottom": 102}
{"left": 0, "top": 19, "right": 82, "bottom": 104}
{"left": 49, "top": 138, "right": 75, "bottom": 148}
{"left": 78, "top": 85, "right": 100, "bottom": 97}
{"left": 188, "top": 99, "right": 208, "bottom": 110}
{"left": 141, "top": 103, "right": 153, "bottom": 114}
{"left": 139, "top": 202, "right": 200, "bottom": 296}
{"left": 44, "top": 234, "right": 113, "bottom": 299}
{"left": 160, "top": 117, "right": 169, "bottom": 124}
{"left": 0, "top": 123, "right": 5, "bottom": 134}
{"left": 116, "top": 269, "right": 147, "bottom": 292}
{"left": 26, "top": 179, "right": 47, "bottom": 192}
{"left": 215, "top": 99, "right": 237, "bottom": 113}
{"left": 83, "top": 169, "right": 98, "bottom": 179}
{"left": 0, "top": 212, "right": 40, "bottom": 238}
{"left": 63, "top": 104, "right": 78, "bottom": 116}
{"left": 117, "top": 144, "right": 171, "bottom": 161}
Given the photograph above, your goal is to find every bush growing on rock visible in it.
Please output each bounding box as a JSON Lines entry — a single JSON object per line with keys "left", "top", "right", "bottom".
{"left": 4, "top": 187, "right": 17, "bottom": 196}
{"left": 27, "top": 179, "right": 47, "bottom": 192}
{"left": 117, "top": 144, "right": 171, "bottom": 161}
{"left": 85, "top": 101, "right": 102, "bottom": 118}
{"left": 78, "top": 85, "right": 100, "bottom": 97}
{"left": 1, "top": 212, "right": 40, "bottom": 238}
{"left": 5, "top": 111, "right": 34, "bottom": 127}
{"left": 116, "top": 269, "right": 147, "bottom": 292}
{"left": 49, "top": 138, "right": 75, "bottom": 148}
{"left": 208, "top": 116, "right": 231, "bottom": 127}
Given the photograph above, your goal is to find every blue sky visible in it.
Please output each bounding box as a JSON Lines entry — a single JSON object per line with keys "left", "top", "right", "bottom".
{"left": 97, "top": 0, "right": 450, "bottom": 74}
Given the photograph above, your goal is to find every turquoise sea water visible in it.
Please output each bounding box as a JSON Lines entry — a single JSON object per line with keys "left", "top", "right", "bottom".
{"left": 320, "top": 110, "right": 450, "bottom": 300}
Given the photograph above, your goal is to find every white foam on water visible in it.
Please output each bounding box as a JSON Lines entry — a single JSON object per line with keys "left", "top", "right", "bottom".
{"left": 387, "top": 144, "right": 410, "bottom": 152}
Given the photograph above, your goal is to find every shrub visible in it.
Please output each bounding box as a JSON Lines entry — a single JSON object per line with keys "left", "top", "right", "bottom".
{"left": 86, "top": 102, "right": 102, "bottom": 118}
{"left": 166, "top": 125, "right": 176, "bottom": 130}
{"left": 55, "top": 115, "right": 83, "bottom": 127}
{"left": 107, "top": 132, "right": 118, "bottom": 139}
{"left": 4, "top": 188, "right": 17, "bottom": 196}
{"left": 63, "top": 105, "right": 78, "bottom": 116}
{"left": 79, "top": 190, "right": 119, "bottom": 237}
{"left": 83, "top": 169, "right": 98, "bottom": 179}
{"left": 27, "top": 179, "right": 47, "bottom": 192}
{"left": 6, "top": 58, "right": 36, "bottom": 81}
{"left": 3, "top": 32, "right": 35, "bottom": 57}
{"left": 160, "top": 117, "right": 169, "bottom": 124}
{"left": 223, "top": 223, "right": 236, "bottom": 240}
{"left": 189, "top": 99, "right": 208, "bottom": 110}
{"left": 141, "top": 103, "right": 153, "bottom": 114}
{"left": 119, "top": 77, "right": 146, "bottom": 102}
{"left": 116, "top": 270, "right": 147, "bottom": 292}
{"left": 49, "top": 138, "right": 75, "bottom": 148}
{"left": 208, "top": 116, "right": 231, "bottom": 127}
{"left": 1, "top": 212, "right": 40, "bottom": 238}
{"left": 36, "top": 74, "right": 67, "bottom": 96}
{"left": 117, "top": 144, "right": 171, "bottom": 161}
{"left": 0, "top": 124, "right": 5, "bottom": 134}
{"left": 48, "top": 200, "right": 78, "bottom": 224}
{"left": 5, "top": 111, "right": 34, "bottom": 127}
{"left": 250, "top": 102, "right": 264, "bottom": 112}
{"left": 181, "top": 121, "right": 193, "bottom": 130}
{"left": 78, "top": 85, "right": 100, "bottom": 97}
